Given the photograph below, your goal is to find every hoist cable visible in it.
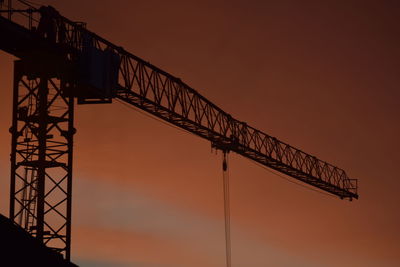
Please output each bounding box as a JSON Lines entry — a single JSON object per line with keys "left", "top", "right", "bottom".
{"left": 244, "top": 157, "right": 337, "bottom": 198}
{"left": 17, "top": 0, "right": 41, "bottom": 8}
{"left": 222, "top": 151, "right": 232, "bottom": 267}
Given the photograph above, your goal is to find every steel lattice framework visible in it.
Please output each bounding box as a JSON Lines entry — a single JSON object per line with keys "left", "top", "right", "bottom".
{"left": 0, "top": 0, "right": 358, "bottom": 261}
{"left": 10, "top": 60, "right": 74, "bottom": 259}
{"left": 51, "top": 9, "right": 357, "bottom": 199}
{"left": 64, "top": 19, "right": 358, "bottom": 200}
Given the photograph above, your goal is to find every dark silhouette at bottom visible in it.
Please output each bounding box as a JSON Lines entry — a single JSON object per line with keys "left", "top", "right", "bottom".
{"left": 0, "top": 214, "right": 78, "bottom": 266}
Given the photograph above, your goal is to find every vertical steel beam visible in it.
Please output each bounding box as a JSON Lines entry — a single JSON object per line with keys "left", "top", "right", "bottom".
{"left": 36, "top": 74, "right": 48, "bottom": 244}
{"left": 9, "top": 60, "right": 19, "bottom": 221}
{"left": 65, "top": 83, "right": 75, "bottom": 262}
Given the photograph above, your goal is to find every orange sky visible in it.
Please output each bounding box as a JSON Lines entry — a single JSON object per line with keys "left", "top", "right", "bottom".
{"left": 1, "top": 0, "right": 400, "bottom": 266}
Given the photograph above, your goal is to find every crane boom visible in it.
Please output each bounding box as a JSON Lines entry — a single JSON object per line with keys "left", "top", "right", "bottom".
{"left": 0, "top": 4, "right": 358, "bottom": 199}
{"left": 0, "top": 1, "right": 358, "bottom": 261}
{"left": 77, "top": 14, "right": 359, "bottom": 200}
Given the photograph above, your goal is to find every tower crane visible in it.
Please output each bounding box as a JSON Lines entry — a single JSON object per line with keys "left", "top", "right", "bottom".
{"left": 0, "top": 0, "right": 358, "bottom": 263}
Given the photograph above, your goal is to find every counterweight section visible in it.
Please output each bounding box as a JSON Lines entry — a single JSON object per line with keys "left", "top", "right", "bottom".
{"left": 9, "top": 60, "right": 74, "bottom": 260}
{"left": 77, "top": 39, "right": 120, "bottom": 104}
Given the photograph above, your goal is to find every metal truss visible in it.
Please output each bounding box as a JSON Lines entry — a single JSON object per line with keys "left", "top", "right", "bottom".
{"left": 1, "top": 1, "right": 357, "bottom": 200}
{"left": 52, "top": 10, "right": 358, "bottom": 199}
{"left": 10, "top": 60, "right": 74, "bottom": 260}
{"left": 0, "top": 1, "right": 358, "bottom": 263}
{"left": 115, "top": 76, "right": 358, "bottom": 200}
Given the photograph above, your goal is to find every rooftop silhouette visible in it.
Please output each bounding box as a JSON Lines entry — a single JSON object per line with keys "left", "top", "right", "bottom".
{"left": 0, "top": 214, "right": 78, "bottom": 266}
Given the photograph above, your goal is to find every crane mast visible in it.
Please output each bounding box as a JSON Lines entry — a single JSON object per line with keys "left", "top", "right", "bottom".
{"left": 0, "top": 1, "right": 358, "bottom": 261}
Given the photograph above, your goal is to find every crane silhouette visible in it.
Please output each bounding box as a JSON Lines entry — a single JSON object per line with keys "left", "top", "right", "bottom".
{"left": 0, "top": 0, "right": 358, "bottom": 264}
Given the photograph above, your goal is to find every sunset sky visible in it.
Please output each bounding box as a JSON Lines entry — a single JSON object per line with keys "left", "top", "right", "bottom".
{"left": 1, "top": 0, "right": 399, "bottom": 266}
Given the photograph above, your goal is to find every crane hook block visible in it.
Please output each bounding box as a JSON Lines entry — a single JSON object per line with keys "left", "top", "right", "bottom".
{"left": 223, "top": 154, "right": 228, "bottom": 171}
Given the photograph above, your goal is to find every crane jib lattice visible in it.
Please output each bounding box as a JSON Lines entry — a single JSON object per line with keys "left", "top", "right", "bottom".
{"left": 0, "top": 0, "right": 359, "bottom": 261}
{"left": 1, "top": 3, "right": 357, "bottom": 200}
